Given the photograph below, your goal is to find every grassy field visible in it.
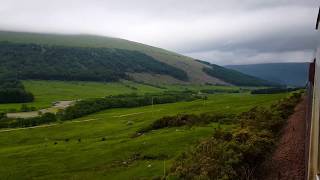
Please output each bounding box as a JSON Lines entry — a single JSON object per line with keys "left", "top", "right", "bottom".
{"left": 0, "top": 92, "right": 288, "bottom": 179}
{"left": 0, "top": 80, "right": 241, "bottom": 112}
{"left": 0, "top": 80, "right": 162, "bottom": 112}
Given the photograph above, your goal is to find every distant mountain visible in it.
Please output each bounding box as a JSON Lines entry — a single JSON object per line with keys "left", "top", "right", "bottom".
{"left": 197, "top": 60, "right": 278, "bottom": 86}
{"left": 0, "top": 31, "right": 275, "bottom": 86}
{"left": 225, "top": 63, "right": 310, "bottom": 87}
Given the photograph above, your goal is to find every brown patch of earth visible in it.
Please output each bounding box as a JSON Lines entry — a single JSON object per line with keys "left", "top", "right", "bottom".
{"left": 262, "top": 96, "right": 307, "bottom": 180}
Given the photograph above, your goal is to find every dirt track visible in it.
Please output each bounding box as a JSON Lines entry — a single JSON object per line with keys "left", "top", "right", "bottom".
{"left": 263, "top": 96, "right": 307, "bottom": 180}
{"left": 6, "top": 101, "right": 74, "bottom": 119}
{"left": 1, "top": 108, "right": 162, "bottom": 133}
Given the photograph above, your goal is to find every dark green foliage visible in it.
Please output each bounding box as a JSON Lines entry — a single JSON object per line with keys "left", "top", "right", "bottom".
{"left": 0, "top": 73, "right": 34, "bottom": 103}
{"left": 20, "top": 104, "right": 36, "bottom": 112}
{"left": 200, "top": 89, "right": 240, "bottom": 94}
{"left": 170, "top": 92, "right": 302, "bottom": 180}
{"left": 251, "top": 87, "right": 303, "bottom": 94}
{"left": 0, "top": 42, "right": 188, "bottom": 82}
{"left": 60, "top": 92, "right": 203, "bottom": 120}
{"left": 203, "top": 66, "right": 277, "bottom": 87}
{"left": 0, "top": 112, "right": 5, "bottom": 120}
{"left": 0, "top": 112, "right": 56, "bottom": 128}
{"left": 196, "top": 60, "right": 278, "bottom": 86}
{"left": 134, "top": 81, "right": 167, "bottom": 89}
{"left": 138, "top": 113, "right": 233, "bottom": 134}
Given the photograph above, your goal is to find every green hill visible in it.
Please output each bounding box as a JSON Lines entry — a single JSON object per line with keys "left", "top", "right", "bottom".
{"left": 197, "top": 60, "right": 278, "bottom": 86}
{"left": 0, "top": 31, "right": 275, "bottom": 87}
{"left": 0, "top": 42, "right": 188, "bottom": 82}
{"left": 225, "top": 63, "right": 309, "bottom": 87}
{"left": 0, "top": 31, "right": 226, "bottom": 85}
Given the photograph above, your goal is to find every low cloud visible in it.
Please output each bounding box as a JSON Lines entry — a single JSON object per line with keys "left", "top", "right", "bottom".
{"left": 0, "top": 0, "right": 318, "bottom": 65}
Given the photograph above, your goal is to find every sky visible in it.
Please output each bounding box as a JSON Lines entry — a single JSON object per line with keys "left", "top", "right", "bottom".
{"left": 0, "top": 0, "right": 318, "bottom": 65}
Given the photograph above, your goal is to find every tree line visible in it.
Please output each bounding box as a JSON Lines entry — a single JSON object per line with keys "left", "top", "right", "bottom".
{"left": 251, "top": 87, "right": 302, "bottom": 94}
{"left": 59, "top": 92, "right": 204, "bottom": 120}
{"left": 200, "top": 89, "right": 240, "bottom": 94}
{"left": 0, "top": 91, "right": 205, "bottom": 128}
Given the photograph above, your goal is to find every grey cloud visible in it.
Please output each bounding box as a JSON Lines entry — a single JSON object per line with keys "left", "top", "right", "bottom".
{"left": 0, "top": 0, "right": 318, "bottom": 65}
{"left": 186, "top": 49, "right": 314, "bottom": 65}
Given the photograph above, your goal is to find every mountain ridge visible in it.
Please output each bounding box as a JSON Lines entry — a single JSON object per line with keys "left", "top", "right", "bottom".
{"left": 225, "top": 62, "right": 310, "bottom": 87}
{"left": 0, "top": 31, "right": 276, "bottom": 87}
{"left": 0, "top": 31, "right": 228, "bottom": 85}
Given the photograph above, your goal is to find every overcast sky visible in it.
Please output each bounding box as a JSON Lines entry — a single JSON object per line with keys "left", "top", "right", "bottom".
{"left": 0, "top": 0, "right": 318, "bottom": 65}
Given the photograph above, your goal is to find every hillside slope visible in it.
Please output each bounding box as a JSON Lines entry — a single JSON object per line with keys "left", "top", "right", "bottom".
{"left": 0, "top": 31, "right": 225, "bottom": 85}
{"left": 197, "top": 60, "right": 278, "bottom": 86}
{"left": 0, "top": 31, "right": 276, "bottom": 87}
{"left": 225, "top": 63, "right": 309, "bottom": 87}
{"left": 0, "top": 42, "right": 188, "bottom": 82}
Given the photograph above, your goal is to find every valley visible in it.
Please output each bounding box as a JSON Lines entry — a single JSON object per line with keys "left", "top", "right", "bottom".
{"left": 0, "top": 31, "right": 307, "bottom": 179}
{"left": 0, "top": 89, "right": 288, "bottom": 179}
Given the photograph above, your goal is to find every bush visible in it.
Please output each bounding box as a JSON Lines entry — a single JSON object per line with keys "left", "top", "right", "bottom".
{"left": 138, "top": 113, "right": 232, "bottom": 134}
{"left": 170, "top": 92, "right": 303, "bottom": 179}
{"left": 20, "top": 104, "right": 36, "bottom": 112}
{"left": 0, "top": 112, "right": 5, "bottom": 120}
{"left": 0, "top": 73, "right": 34, "bottom": 104}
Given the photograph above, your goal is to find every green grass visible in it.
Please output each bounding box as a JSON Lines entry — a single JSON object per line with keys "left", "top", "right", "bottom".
{"left": 0, "top": 80, "right": 163, "bottom": 112}
{"left": 0, "top": 93, "right": 288, "bottom": 179}
{"left": 0, "top": 80, "right": 241, "bottom": 112}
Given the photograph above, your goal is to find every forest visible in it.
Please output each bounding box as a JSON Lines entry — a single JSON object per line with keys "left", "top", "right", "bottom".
{"left": 0, "top": 42, "right": 189, "bottom": 82}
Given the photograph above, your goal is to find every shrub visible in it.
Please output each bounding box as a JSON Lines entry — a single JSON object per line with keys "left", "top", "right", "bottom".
{"left": 138, "top": 113, "right": 232, "bottom": 134}
{"left": 0, "top": 73, "right": 34, "bottom": 104}
{"left": 170, "top": 92, "right": 303, "bottom": 179}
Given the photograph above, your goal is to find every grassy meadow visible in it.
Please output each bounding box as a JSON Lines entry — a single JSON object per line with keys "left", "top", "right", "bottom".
{"left": 0, "top": 92, "right": 288, "bottom": 179}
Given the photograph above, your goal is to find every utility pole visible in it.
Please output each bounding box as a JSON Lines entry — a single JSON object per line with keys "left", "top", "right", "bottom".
{"left": 151, "top": 97, "right": 154, "bottom": 119}
{"left": 163, "top": 160, "right": 166, "bottom": 179}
